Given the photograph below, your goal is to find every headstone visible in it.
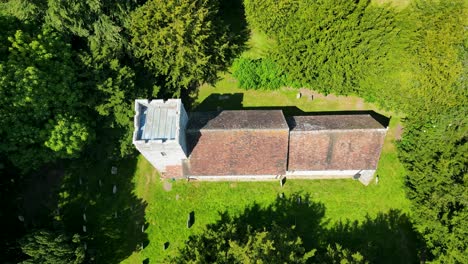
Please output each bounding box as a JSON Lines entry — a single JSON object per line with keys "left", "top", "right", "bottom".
{"left": 297, "top": 196, "right": 301, "bottom": 204}
{"left": 18, "top": 215, "right": 24, "bottom": 222}
{"left": 141, "top": 224, "right": 145, "bottom": 233}
{"left": 114, "top": 211, "right": 118, "bottom": 218}
{"left": 163, "top": 242, "right": 170, "bottom": 250}
{"left": 309, "top": 94, "right": 314, "bottom": 101}
{"left": 296, "top": 92, "right": 302, "bottom": 99}
{"left": 111, "top": 166, "right": 118, "bottom": 175}
{"left": 83, "top": 225, "right": 87, "bottom": 232}
{"left": 353, "top": 173, "right": 361, "bottom": 180}
{"left": 99, "top": 179, "right": 102, "bottom": 187}
{"left": 280, "top": 177, "right": 286, "bottom": 187}
{"left": 187, "top": 212, "right": 195, "bottom": 228}
{"left": 79, "top": 177, "right": 83, "bottom": 185}
{"left": 113, "top": 185, "right": 117, "bottom": 194}
{"left": 375, "top": 175, "right": 379, "bottom": 185}
{"left": 83, "top": 213, "right": 87, "bottom": 222}
{"left": 279, "top": 193, "right": 284, "bottom": 199}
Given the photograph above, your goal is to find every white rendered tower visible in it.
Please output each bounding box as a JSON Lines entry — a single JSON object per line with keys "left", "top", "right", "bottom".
{"left": 133, "top": 99, "right": 188, "bottom": 177}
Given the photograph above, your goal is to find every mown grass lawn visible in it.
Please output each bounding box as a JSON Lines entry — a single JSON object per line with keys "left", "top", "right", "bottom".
{"left": 122, "top": 78, "right": 411, "bottom": 263}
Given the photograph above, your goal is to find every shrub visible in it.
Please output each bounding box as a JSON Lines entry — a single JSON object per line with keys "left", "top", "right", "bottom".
{"left": 232, "top": 57, "right": 287, "bottom": 90}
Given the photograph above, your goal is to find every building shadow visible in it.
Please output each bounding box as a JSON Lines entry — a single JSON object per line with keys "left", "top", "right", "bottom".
{"left": 190, "top": 92, "right": 390, "bottom": 127}
{"left": 170, "top": 193, "right": 424, "bottom": 263}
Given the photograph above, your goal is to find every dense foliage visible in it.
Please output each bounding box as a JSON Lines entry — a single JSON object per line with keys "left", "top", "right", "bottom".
{"left": 232, "top": 57, "right": 287, "bottom": 90}
{"left": 130, "top": 0, "right": 237, "bottom": 97}
{"left": 0, "top": 23, "right": 92, "bottom": 171}
{"left": 20, "top": 230, "right": 85, "bottom": 264}
{"left": 242, "top": 0, "right": 467, "bottom": 261}
{"left": 396, "top": 1, "right": 467, "bottom": 261}
{"left": 0, "top": 0, "right": 466, "bottom": 262}
{"left": 173, "top": 223, "right": 315, "bottom": 263}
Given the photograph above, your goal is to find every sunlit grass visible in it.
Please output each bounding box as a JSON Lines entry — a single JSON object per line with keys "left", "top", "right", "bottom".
{"left": 123, "top": 26, "right": 410, "bottom": 264}
{"left": 123, "top": 78, "right": 410, "bottom": 263}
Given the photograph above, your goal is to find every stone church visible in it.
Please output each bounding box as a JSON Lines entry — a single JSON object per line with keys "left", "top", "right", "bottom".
{"left": 133, "top": 99, "right": 387, "bottom": 185}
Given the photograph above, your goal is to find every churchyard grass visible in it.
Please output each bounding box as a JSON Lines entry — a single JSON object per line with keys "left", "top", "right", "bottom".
{"left": 122, "top": 76, "right": 411, "bottom": 262}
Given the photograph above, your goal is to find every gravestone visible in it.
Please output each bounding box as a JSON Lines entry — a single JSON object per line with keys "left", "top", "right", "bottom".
{"left": 111, "top": 166, "right": 118, "bottom": 175}
{"left": 187, "top": 211, "right": 195, "bottom": 228}
{"left": 18, "top": 215, "right": 24, "bottom": 222}
{"left": 83, "top": 213, "right": 87, "bottom": 222}
{"left": 163, "top": 242, "right": 170, "bottom": 250}
{"left": 375, "top": 175, "right": 379, "bottom": 185}
{"left": 113, "top": 185, "right": 117, "bottom": 194}
{"left": 83, "top": 225, "right": 87, "bottom": 232}
{"left": 297, "top": 196, "right": 301, "bottom": 204}
{"left": 296, "top": 93, "right": 302, "bottom": 99}
{"left": 99, "top": 179, "right": 102, "bottom": 187}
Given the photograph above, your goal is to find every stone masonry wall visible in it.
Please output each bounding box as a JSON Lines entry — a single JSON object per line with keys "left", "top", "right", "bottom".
{"left": 188, "top": 130, "right": 289, "bottom": 176}
{"left": 288, "top": 130, "right": 386, "bottom": 171}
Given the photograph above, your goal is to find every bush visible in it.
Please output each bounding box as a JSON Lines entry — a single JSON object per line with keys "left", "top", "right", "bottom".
{"left": 232, "top": 57, "right": 287, "bottom": 90}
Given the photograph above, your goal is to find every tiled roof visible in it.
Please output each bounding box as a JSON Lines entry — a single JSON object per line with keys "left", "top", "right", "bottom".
{"left": 187, "top": 110, "right": 289, "bottom": 131}
{"left": 288, "top": 115, "right": 386, "bottom": 131}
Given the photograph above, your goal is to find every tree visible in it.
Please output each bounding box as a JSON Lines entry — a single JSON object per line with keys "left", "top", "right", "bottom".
{"left": 244, "top": 0, "right": 299, "bottom": 36}
{"left": 172, "top": 222, "right": 315, "bottom": 263}
{"left": 398, "top": 107, "right": 467, "bottom": 262}
{"left": 271, "top": 0, "right": 400, "bottom": 97}
{"left": 20, "top": 229, "right": 85, "bottom": 264}
{"left": 0, "top": 25, "right": 92, "bottom": 170}
{"left": 44, "top": 115, "right": 91, "bottom": 158}
{"left": 396, "top": 1, "right": 467, "bottom": 262}
{"left": 130, "top": 0, "right": 236, "bottom": 96}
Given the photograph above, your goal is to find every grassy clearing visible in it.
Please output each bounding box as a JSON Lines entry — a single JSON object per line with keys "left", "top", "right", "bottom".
{"left": 119, "top": 28, "right": 413, "bottom": 262}
{"left": 123, "top": 78, "right": 411, "bottom": 262}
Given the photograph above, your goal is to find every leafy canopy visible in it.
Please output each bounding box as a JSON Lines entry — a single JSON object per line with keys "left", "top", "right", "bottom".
{"left": 130, "top": 0, "right": 234, "bottom": 96}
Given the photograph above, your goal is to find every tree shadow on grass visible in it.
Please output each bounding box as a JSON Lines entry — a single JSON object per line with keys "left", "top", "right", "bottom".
{"left": 174, "top": 193, "right": 424, "bottom": 263}
{"left": 323, "top": 210, "right": 424, "bottom": 263}
{"left": 57, "top": 157, "right": 147, "bottom": 263}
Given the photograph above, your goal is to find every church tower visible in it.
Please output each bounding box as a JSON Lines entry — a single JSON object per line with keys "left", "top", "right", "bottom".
{"left": 132, "top": 99, "right": 188, "bottom": 177}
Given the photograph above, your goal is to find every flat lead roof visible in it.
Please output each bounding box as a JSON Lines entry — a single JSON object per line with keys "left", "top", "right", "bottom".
{"left": 288, "top": 115, "right": 386, "bottom": 131}
{"left": 137, "top": 102, "right": 178, "bottom": 140}
{"left": 188, "top": 110, "right": 289, "bottom": 130}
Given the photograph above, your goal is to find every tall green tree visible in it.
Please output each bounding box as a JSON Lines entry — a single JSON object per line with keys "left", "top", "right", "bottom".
{"left": 271, "top": 0, "right": 400, "bottom": 96}
{"left": 172, "top": 222, "right": 315, "bottom": 263}
{"left": 20, "top": 230, "right": 85, "bottom": 264}
{"left": 397, "top": 1, "right": 467, "bottom": 262}
{"left": 243, "top": 0, "right": 299, "bottom": 36}
{"left": 130, "top": 0, "right": 236, "bottom": 97}
{"left": 0, "top": 24, "right": 92, "bottom": 170}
